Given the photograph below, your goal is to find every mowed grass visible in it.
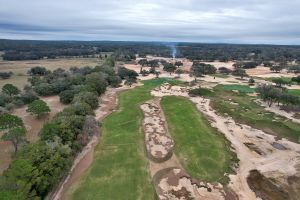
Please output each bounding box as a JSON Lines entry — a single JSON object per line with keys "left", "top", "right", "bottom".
{"left": 66, "top": 78, "right": 177, "bottom": 200}
{"left": 221, "top": 84, "right": 255, "bottom": 93}
{"left": 211, "top": 85, "right": 300, "bottom": 143}
{"left": 161, "top": 96, "right": 236, "bottom": 183}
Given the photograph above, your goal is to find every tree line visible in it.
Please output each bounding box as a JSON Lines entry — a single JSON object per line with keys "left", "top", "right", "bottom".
{"left": 256, "top": 84, "right": 300, "bottom": 108}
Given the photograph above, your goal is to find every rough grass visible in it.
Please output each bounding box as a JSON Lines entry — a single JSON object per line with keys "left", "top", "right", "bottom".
{"left": 209, "top": 73, "right": 229, "bottom": 78}
{"left": 289, "top": 89, "right": 300, "bottom": 97}
{"left": 221, "top": 84, "right": 255, "bottom": 93}
{"left": 65, "top": 78, "right": 178, "bottom": 200}
{"left": 161, "top": 96, "right": 236, "bottom": 183}
{"left": 211, "top": 85, "right": 300, "bottom": 143}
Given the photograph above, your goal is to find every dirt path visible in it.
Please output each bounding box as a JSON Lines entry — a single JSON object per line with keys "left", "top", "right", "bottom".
{"left": 151, "top": 83, "right": 300, "bottom": 200}
{"left": 50, "top": 87, "right": 120, "bottom": 200}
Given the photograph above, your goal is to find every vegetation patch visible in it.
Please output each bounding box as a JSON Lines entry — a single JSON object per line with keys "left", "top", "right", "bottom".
{"left": 188, "top": 87, "right": 214, "bottom": 97}
{"left": 161, "top": 96, "right": 236, "bottom": 183}
{"left": 221, "top": 84, "right": 255, "bottom": 93}
{"left": 211, "top": 85, "right": 300, "bottom": 143}
{"left": 289, "top": 89, "right": 300, "bottom": 98}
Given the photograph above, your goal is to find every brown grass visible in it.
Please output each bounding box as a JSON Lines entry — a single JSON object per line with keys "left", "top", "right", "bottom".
{"left": 0, "top": 57, "right": 103, "bottom": 89}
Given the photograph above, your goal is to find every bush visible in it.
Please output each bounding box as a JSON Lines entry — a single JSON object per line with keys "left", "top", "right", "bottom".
{"left": 34, "top": 83, "right": 55, "bottom": 96}
{"left": 27, "top": 66, "right": 50, "bottom": 76}
{"left": 117, "top": 67, "right": 138, "bottom": 80}
{"left": 2, "top": 84, "right": 20, "bottom": 96}
{"left": 72, "top": 91, "right": 99, "bottom": 109}
{"left": 0, "top": 71, "right": 13, "bottom": 79}
{"left": 59, "top": 89, "right": 76, "bottom": 104}
{"left": 85, "top": 72, "right": 108, "bottom": 95}
{"left": 188, "top": 88, "right": 213, "bottom": 97}
{"left": 20, "top": 90, "right": 39, "bottom": 104}
{"left": 0, "top": 92, "right": 12, "bottom": 107}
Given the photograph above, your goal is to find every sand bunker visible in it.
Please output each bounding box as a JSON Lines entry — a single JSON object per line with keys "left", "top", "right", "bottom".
{"left": 141, "top": 99, "right": 174, "bottom": 162}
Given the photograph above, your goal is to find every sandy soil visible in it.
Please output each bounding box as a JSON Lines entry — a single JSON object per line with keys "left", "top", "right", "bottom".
{"left": 151, "top": 83, "right": 300, "bottom": 200}
{"left": 0, "top": 96, "right": 65, "bottom": 174}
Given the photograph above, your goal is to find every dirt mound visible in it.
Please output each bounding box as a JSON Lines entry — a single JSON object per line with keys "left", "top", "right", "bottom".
{"left": 153, "top": 168, "right": 231, "bottom": 200}
{"left": 247, "top": 169, "right": 300, "bottom": 200}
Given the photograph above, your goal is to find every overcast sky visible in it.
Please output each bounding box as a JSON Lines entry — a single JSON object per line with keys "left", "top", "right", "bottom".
{"left": 0, "top": 0, "right": 299, "bottom": 44}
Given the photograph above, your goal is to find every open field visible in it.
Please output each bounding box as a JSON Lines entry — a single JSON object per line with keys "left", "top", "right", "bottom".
{"left": 64, "top": 78, "right": 178, "bottom": 200}
{"left": 161, "top": 96, "right": 236, "bottom": 183}
{"left": 0, "top": 57, "right": 103, "bottom": 89}
{"left": 210, "top": 85, "right": 300, "bottom": 143}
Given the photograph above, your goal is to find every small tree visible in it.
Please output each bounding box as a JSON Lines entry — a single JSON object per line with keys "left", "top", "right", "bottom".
{"left": 175, "top": 68, "right": 184, "bottom": 77}
{"left": 2, "top": 127, "right": 27, "bottom": 154}
{"left": 272, "top": 78, "right": 290, "bottom": 87}
{"left": 174, "top": 61, "right": 183, "bottom": 68}
{"left": 2, "top": 84, "right": 20, "bottom": 96}
{"left": 26, "top": 100, "right": 51, "bottom": 118}
{"left": 270, "top": 65, "right": 284, "bottom": 73}
{"left": 248, "top": 78, "right": 255, "bottom": 85}
{"left": 163, "top": 63, "right": 176, "bottom": 75}
{"left": 0, "top": 113, "right": 24, "bottom": 130}
{"left": 154, "top": 71, "right": 160, "bottom": 78}
{"left": 232, "top": 68, "right": 247, "bottom": 79}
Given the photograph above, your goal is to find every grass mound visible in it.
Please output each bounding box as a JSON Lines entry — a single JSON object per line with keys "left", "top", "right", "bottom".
{"left": 161, "top": 96, "right": 237, "bottom": 183}
{"left": 188, "top": 87, "right": 214, "bottom": 97}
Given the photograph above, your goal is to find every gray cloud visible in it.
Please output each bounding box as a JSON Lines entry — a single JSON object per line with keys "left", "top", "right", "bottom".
{"left": 0, "top": 0, "right": 299, "bottom": 44}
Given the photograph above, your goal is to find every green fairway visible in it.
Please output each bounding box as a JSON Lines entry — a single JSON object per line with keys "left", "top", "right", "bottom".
{"left": 221, "top": 84, "right": 255, "bottom": 93}
{"left": 65, "top": 78, "right": 177, "bottom": 200}
{"left": 211, "top": 85, "right": 300, "bottom": 143}
{"left": 161, "top": 96, "right": 236, "bottom": 183}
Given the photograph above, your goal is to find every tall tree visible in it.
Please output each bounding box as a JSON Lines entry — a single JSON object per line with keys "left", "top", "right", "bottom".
{"left": 2, "top": 127, "right": 27, "bottom": 154}
{"left": 26, "top": 99, "right": 51, "bottom": 118}
{"left": 0, "top": 113, "right": 24, "bottom": 130}
{"left": 163, "top": 63, "right": 176, "bottom": 75}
